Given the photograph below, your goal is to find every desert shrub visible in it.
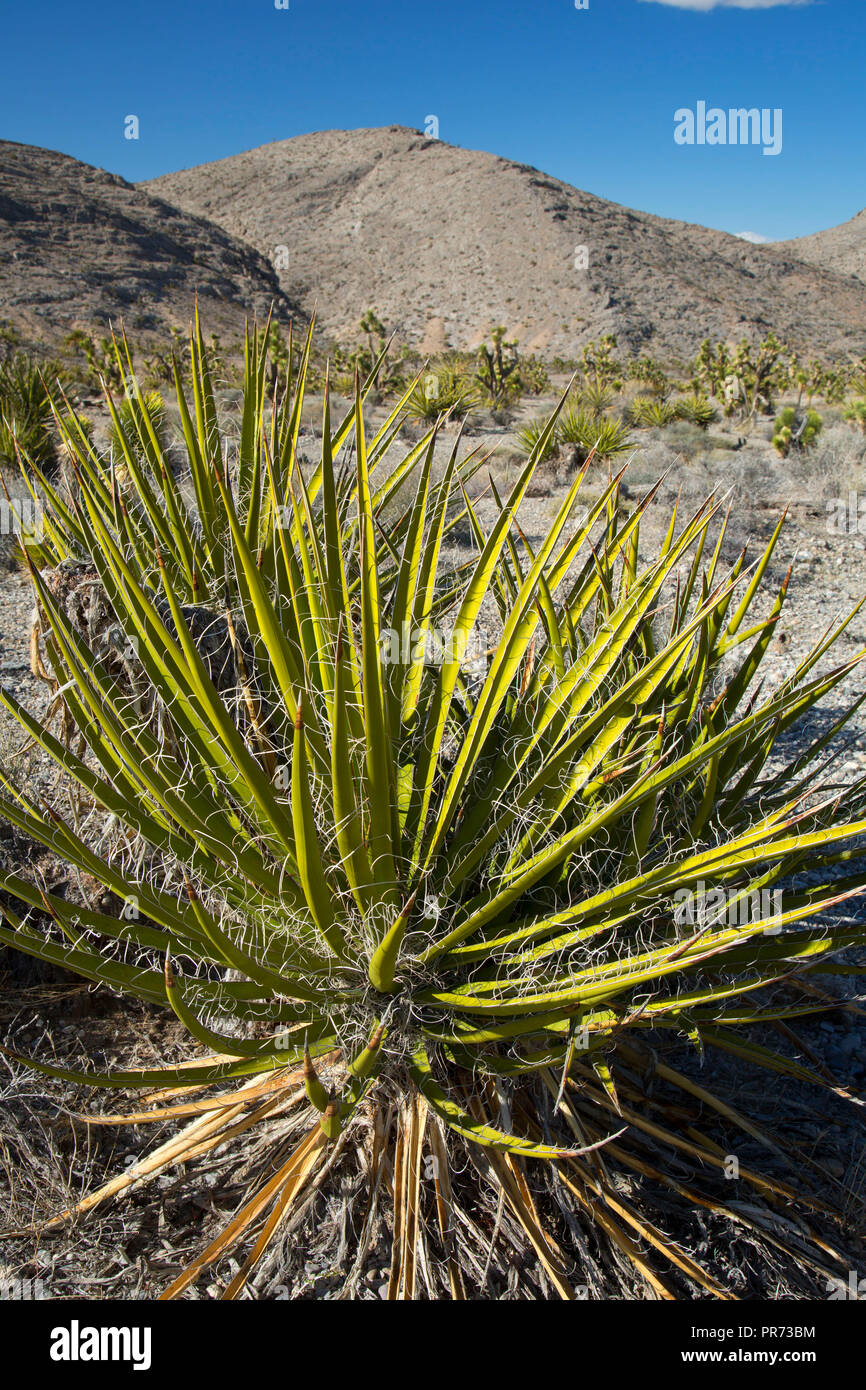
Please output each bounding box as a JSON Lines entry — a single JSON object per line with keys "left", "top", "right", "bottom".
{"left": 142, "top": 326, "right": 188, "bottom": 388}
{"left": 61, "top": 330, "right": 129, "bottom": 393}
{"left": 657, "top": 419, "right": 714, "bottom": 462}
{"left": 0, "top": 321, "right": 22, "bottom": 362}
{"left": 786, "top": 419, "right": 866, "bottom": 498}
{"left": 518, "top": 354, "right": 551, "bottom": 397}
{"left": 489, "top": 402, "right": 517, "bottom": 427}
{"left": 0, "top": 354, "right": 57, "bottom": 473}
{"left": 627, "top": 354, "right": 671, "bottom": 396}
{"left": 3, "top": 324, "right": 866, "bottom": 1301}
{"left": 772, "top": 406, "right": 823, "bottom": 457}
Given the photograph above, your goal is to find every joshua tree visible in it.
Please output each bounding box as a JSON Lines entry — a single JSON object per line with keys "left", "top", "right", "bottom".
{"left": 476, "top": 326, "right": 520, "bottom": 402}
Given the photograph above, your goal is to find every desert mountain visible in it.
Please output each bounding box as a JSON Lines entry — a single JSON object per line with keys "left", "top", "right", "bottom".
{"left": 779, "top": 208, "right": 866, "bottom": 288}
{"left": 147, "top": 126, "right": 866, "bottom": 363}
{"left": 0, "top": 140, "right": 299, "bottom": 350}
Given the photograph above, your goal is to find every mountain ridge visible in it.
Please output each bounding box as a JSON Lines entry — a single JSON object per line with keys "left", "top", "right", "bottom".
{"left": 0, "top": 139, "right": 301, "bottom": 351}
{"left": 145, "top": 125, "right": 866, "bottom": 362}
{"left": 2, "top": 130, "right": 865, "bottom": 363}
{"left": 780, "top": 207, "right": 866, "bottom": 288}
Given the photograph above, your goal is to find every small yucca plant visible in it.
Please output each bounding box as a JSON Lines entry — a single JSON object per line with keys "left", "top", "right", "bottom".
{"left": 2, "top": 318, "right": 866, "bottom": 1300}
{"left": 0, "top": 354, "right": 57, "bottom": 473}
{"left": 627, "top": 396, "right": 678, "bottom": 429}
{"left": 515, "top": 416, "right": 559, "bottom": 463}
{"left": 406, "top": 369, "right": 474, "bottom": 424}
{"left": 674, "top": 394, "right": 718, "bottom": 430}
{"left": 558, "top": 405, "right": 632, "bottom": 466}
{"left": 575, "top": 382, "right": 616, "bottom": 415}
{"left": 517, "top": 409, "right": 631, "bottom": 471}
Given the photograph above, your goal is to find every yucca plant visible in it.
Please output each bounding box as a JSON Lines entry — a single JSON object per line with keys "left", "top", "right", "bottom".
{"left": 674, "top": 394, "right": 718, "bottom": 430}
{"left": 575, "top": 381, "right": 616, "bottom": 415}
{"left": 0, "top": 353, "right": 57, "bottom": 474}
{"left": 515, "top": 416, "right": 559, "bottom": 463}
{"left": 558, "top": 405, "right": 632, "bottom": 467}
{"left": 627, "top": 396, "right": 678, "bottom": 429}
{"left": 3, "top": 318, "right": 866, "bottom": 1300}
{"left": 406, "top": 368, "right": 475, "bottom": 424}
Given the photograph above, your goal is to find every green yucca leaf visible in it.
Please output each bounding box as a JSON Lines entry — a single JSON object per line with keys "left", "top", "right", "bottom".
{"left": 291, "top": 702, "right": 348, "bottom": 960}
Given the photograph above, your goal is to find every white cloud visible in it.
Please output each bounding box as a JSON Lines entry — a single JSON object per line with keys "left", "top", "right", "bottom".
{"left": 641, "top": 1, "right": 813, "bottom": 10}
{"left": 734, "top": 230, "right": 771, "bottom": 243}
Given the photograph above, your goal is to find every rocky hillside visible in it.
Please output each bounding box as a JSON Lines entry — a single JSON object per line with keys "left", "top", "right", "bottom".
{"left": 0, "top": 141, "right": 299, "bottom": 350}
{"left": 780, "top": 208, "right": 866, "bottom": 287}
{"left": 147, "top": 126, "right": 866, "bottom": 362}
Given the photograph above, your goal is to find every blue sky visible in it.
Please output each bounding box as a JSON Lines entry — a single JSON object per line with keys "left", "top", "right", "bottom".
{"left": 0, "top": 0, "right": 862, "bottom": 240}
